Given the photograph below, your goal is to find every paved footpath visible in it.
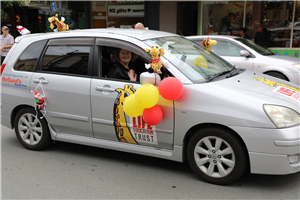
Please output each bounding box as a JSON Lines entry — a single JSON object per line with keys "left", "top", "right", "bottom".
{"left": 1, "top": 125, "right": 300, "bottom": 199}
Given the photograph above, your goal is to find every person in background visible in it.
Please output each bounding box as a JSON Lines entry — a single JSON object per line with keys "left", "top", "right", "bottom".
{"left": 208, "top": 28, "right": 214, "bottom": 35}
{"left": 108, "top": 48, "right": 138, "bottom": 81}
{"left": 1, "top": 26, "right": 14, "bottom": 64}
{"left": 131, "top": 24, "right": 135, "bottom": 29}
{"left": 254, "top": 23, "right": 269, "bottom": 48}
{"left": 135, "top": 22, "right": 148, "bottom": 30}
{"left": 16, "top": 25, "right": 31, "bottom": 35}
{"left": 238, "top": 28, "right": 249, "bottom": 39}
{"left": 107, "top": 21, "right": 116, "bottom": 28}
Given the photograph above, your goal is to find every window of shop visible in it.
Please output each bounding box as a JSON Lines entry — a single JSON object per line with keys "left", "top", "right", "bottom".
{"left": 202, "top": 1, "right": 299, "bottom": 48}
{"left": 17, "top": 1, "right": 86, "bottom": 34}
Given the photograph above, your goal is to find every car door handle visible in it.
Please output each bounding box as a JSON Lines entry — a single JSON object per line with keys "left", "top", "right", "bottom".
{"left": 33, "top": 78, "right": 49, "bottom": 84}
{"left": 95, "top": 86, "right": 115, "bottom": 92}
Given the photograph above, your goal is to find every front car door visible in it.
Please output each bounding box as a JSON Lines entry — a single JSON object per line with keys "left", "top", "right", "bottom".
{"left": 30, "top": 38, "right": 94, "bottom": 137}
{"left": 90, "top": 38, "right": 174, "bottom": 149}
{"left": 192, "top": 38, "right": 254, "bottom": 70}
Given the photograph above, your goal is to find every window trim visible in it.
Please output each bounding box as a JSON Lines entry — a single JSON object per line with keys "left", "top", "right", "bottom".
{"left": 35, "top": 38, "right": 95, "bottom": 77}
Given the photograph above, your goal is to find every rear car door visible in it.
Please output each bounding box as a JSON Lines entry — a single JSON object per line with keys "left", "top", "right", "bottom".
{"left": 90, "top": 38, "right": 174, "bottom": 150}
{"left": 30, "top": 38, "right": 94, "bottom": 137}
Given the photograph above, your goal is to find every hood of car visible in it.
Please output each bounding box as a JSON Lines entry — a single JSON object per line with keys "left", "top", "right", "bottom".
{"left": 206, "top": 70, "right": 300, "bottom": 111}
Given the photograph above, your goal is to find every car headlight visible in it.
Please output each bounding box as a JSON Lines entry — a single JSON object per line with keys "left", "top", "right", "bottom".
{"left": 292, "top": 64, "right": 300, "bottom": 71}
{"left": 263, "top": 105, "right": 300, "bottom": 128}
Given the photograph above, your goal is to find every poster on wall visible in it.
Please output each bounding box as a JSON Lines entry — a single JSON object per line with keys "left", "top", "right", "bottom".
{"left": 108, "top": 5, "right": 144, "bottom": 17}
{"left": 92, "top": 1, "right": 107, "bottom": 12}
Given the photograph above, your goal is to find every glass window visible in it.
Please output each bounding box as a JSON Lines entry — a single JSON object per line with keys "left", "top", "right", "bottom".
{"left": 14, "top": 40, "right": 47, "bottom": 72}
{"left": 248, "top": 1, "right": 295, "bottom": 47}
{"left": 234, "top": 38, "right": 274, "bottom": 55}
{"left": 211, "top": 41, "right": 244, "bottom": 57}
{"left": 202, "top": 1, "right": 245, "bottom": 36}
{"left": 42, "top": 46, "right": 90, "bottom": 75}
{"left": 145, "top": 36, "right": 234, "bottom": 83}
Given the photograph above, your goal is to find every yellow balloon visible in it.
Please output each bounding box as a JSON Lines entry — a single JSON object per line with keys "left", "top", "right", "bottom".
{"left": 123, "top": 94, "right": 144, "bottom": 117}
{"left": 135, "top": 84, "right": 159, "bottom": 108}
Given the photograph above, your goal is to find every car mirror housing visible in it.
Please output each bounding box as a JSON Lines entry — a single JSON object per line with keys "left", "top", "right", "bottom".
{"left": 240, "top": 50, "right": 250, "bottom": 57}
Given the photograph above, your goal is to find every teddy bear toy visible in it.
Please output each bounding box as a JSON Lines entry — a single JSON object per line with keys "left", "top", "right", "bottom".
{"left": 202, "top": 37, "right": 217, "bottom": 51}
{"left": 145, "top": 46, "right": 165, "bottom": 72}
{"left": 48, "top": 14, "right": 69, "bottom": 32}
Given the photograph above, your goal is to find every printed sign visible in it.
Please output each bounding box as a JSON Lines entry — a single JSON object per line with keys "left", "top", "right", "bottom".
{"left": 273, "top": 86, "right": 300, "bottom": 101}
{"left": 1, "top": 73, "right": 28, "bottom": 89}
{"left": 129, "top": 116, "right": 158, "bottom": 145}
{"left": 51, "top": 2, "right": 57, "bottom": 11}
{"left": 108, "top": 5, "right": 144, "bottom": 17}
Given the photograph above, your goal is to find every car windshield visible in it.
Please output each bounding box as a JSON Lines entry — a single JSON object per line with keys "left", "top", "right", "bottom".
{"left": 234, "top": 38, "right": 274, "bottom": 55}
{"left": 145, "top": 36, "right": 234, "bottom": 83}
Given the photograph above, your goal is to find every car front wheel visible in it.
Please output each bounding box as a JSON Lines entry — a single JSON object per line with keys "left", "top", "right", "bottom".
{"left": 14, "top": 107, "right": 52, "bottom": 150}
{"left": 187, "top": 128, "right": 248, "bottom": 185}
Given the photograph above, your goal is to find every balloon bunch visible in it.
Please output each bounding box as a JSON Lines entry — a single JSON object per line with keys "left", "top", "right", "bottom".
{"left": 123, "top": 77, "right": 183, "bottom": 126}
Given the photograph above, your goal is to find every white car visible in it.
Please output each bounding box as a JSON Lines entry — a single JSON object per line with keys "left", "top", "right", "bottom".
{"left": 186, "top": 35, "right": 300, "bottom": 85}
{"left": 1, "top": 29, "right": 300, "bottom": 185}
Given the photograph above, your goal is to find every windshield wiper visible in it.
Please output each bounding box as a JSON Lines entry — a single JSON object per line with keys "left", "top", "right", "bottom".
{"left": 206, "top": 70, "right": 230, "bottom": 82}
{"left": 226, "top": 66, "right": 239, "bottom": 78}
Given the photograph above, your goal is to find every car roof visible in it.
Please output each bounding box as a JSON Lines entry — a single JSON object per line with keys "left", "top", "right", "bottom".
{"left": 186, "top": 35, "right": 240, "bottom": 40}
{"left": 15, "top": 28, "right": 179, "bottom": 43}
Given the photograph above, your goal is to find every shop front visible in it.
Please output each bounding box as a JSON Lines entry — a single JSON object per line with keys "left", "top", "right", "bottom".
{"left": 200, "top": 1, "right": 300, "bottom": 58}
{"left": 107, "top": 0, "right": 145, "bottom": 29}
{"left": 11, "top": 1, "right": 89, "bottom": 36}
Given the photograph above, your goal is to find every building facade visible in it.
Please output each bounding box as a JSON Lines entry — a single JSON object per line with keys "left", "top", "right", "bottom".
{"left": 2, "top": 1, "right": 299, "bottom": 57}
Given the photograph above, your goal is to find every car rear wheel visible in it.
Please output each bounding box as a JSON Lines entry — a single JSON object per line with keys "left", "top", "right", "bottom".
{"left": 265, "top": 72, "right": 288, "bottom": 81}
{"left": 14, "top": 107, "right": 52, "bottom": 150}
{"left": 187, "top": 128, "right": 247, "bottom": 185}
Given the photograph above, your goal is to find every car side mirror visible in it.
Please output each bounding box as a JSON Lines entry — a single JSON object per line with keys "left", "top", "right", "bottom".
{"left": 240, "top": 50, "right": 250, "bottom": 57}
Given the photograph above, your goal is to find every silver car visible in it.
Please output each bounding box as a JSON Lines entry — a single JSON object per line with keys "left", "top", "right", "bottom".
{"left": 186, "top": 35, "right": 300, "bottom": 85}
{"left": 1, "top": 29, "right": 300, "bottom": 185}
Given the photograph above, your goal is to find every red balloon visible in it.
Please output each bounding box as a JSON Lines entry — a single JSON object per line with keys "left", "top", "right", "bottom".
{"left": 143, "top": 105, "right": 163, "bottom": 126}
{"left": 159, "top": 77, "right": 183, "bottom": 100}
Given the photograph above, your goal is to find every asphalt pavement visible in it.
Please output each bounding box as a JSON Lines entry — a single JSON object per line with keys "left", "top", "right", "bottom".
{"left": 1, "top": 124, "right": 300, "bottom": 199}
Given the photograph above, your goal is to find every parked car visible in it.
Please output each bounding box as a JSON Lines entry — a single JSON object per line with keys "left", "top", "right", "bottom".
{"left": 186, "top": 35, "right": 300, "bottom": 85}
{"left": 1, "top": 29, "right": 300, "bottom": 185}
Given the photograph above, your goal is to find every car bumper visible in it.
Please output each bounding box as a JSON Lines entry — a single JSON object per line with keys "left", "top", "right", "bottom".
{"left": 229, "top": 125, "right": 300, "bottom": 175}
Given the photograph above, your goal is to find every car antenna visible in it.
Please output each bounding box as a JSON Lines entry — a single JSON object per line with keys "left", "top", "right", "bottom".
{"left": 178, "top": 30, "right": 184, "bottom": 37}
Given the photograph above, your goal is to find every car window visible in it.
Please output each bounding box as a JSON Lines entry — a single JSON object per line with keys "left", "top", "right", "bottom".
{"left": 14, "top": 40, "right": 47, "bottom": 72}
{"left": 98, "top": 46, "right": 150, "bottom": 82}
{"left": 191, "top": 39, "right": 244, "bottom": 57}
{"left": 41, "top": 45, "right": 91, "bottom": 76}
{"left": 234, "top": 38, "right": 273, "bottom": 55}
{"left": 95, "top": 38, "right": 152, "bottom": 82}
{"left": 145, "top": 36, "right": 234, "bottom": 83}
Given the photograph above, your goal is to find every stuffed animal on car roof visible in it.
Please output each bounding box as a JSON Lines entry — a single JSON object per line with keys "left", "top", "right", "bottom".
{"left": 48, "top": 14, "right": 69, "bottom": 32}
{"left": 202, "top": 37, "right": 217, "bottom": 51}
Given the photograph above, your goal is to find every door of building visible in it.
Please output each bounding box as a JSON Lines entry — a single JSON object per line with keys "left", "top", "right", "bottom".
{"left": 177, "top": 2, "right": 198, "bottom": 36}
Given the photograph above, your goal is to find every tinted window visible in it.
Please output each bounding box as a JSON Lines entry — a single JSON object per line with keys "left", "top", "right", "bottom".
{"left": 14, "top": 40, "right": 47, "bottom": 72}
{"left": 42, "top": 46, "right": 90, "bottom": 75}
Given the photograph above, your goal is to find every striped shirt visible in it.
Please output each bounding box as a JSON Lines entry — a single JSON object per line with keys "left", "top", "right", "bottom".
{"left": 1, "top": 33, "right": 14, "bottom": 56}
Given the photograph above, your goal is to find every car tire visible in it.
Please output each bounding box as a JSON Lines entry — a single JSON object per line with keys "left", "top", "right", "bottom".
{"left": 265, "top": 72, "right": 288, "bottom": 81}
{"left": 14, "top": 107, "right": 52, "bottom": 150}
{"left": 187, "top": 128, "right": 248, "bottom": 185}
